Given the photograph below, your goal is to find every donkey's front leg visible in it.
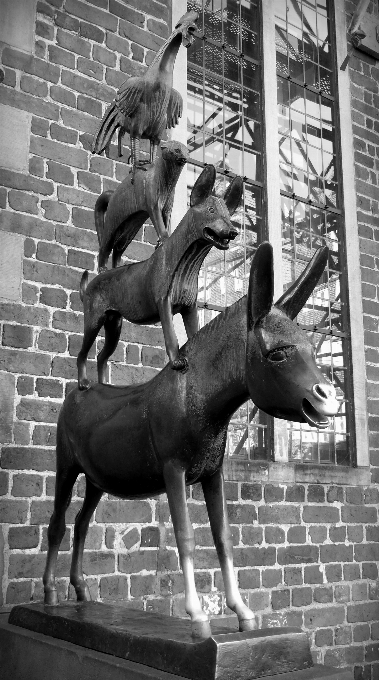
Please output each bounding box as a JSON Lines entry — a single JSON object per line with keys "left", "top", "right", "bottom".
{"left": 202, "top": 469, "right": 257, "bottom": 631}
{"left": 163, "top": 461, "right": 211, "bottom": 638}
{"left": 158, "top": 297, "right": 188, "bottom": 372}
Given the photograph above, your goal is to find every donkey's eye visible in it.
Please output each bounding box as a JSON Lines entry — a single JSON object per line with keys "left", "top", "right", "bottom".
{"left": 266, "top": 346, "right": 295, "bottom": 363}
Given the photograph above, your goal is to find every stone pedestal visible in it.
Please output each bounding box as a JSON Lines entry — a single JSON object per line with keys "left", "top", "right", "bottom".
{"left": 1, "top": 603, "right": 353, "bottom": 680}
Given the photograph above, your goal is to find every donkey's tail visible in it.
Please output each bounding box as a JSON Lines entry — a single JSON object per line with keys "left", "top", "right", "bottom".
{"left": 94, "top": 190, "right": 113, "bottom": 248}
{"left": 80, "top": 270, "right": 89, "bottom": 303}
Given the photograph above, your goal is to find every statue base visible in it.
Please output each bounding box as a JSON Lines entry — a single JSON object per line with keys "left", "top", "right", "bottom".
{"left": 3, "top": 602, "right": 353, "bottom": 680}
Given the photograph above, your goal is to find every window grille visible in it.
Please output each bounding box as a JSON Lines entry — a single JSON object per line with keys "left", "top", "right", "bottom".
{"left": 186, "top": 0, "right": 352, "bottom": 465}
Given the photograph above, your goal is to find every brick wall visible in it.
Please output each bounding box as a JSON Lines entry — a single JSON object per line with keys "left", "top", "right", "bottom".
{"left": 0, "top": 1, "right": 378, "bottom": 679}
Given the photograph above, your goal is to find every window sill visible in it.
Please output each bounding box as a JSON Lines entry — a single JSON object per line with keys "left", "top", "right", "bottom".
{"left": 224, "top": 459, "right": 371, "bottom": 486}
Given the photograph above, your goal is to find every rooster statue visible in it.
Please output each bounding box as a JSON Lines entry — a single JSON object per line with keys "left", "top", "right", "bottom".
{"left": 92, "top": 10, "right": 199, "bottom": 171}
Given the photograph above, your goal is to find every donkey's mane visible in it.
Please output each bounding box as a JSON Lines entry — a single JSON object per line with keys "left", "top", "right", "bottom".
{"left": 183, "top": 294, "right": 247, "bottom": 359}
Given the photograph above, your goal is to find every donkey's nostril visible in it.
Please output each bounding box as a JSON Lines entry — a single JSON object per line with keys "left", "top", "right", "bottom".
{"left": 312, "top": 383, "right": 334, "bottom": 401}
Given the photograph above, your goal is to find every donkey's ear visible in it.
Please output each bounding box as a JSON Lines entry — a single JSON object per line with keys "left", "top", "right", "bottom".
{"left": 190, "top": 165, "right": 216, "bottom": 207}
{"left": 247, "top": 242, "right": 274, "bottom": 330}
{"left": 276, "top": 246, "right": 328, "bottom": 320}
{"left": 223, "top": 176, "right": 243, "bottom": 215}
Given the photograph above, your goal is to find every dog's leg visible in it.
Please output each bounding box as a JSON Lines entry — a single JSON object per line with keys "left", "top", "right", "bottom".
{"left": 158, "top": 297, "right": 188, "bottom": 372}
{"left": 77, "top": 320, "right": 103, "bottom": 390}
{"left": 150, "top": 203, "right": 169, "bottom": 247}
{"left": 97, "top": 311, "right": 123, "bottom": 384}
{"left": 182, "top": 305, "right": 199, "bottom": 340}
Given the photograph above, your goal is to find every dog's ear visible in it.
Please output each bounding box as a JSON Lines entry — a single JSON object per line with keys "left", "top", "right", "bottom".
{"left": 224, "top": 176, "right": 243, "bottom": 215}
{"left": 190, "top": 165, "right": 216, "bottom": 207}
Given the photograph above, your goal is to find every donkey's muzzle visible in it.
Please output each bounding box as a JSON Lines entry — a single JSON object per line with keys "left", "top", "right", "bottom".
{"left": 301, "top": 382, "right": 339, "bottom": 429}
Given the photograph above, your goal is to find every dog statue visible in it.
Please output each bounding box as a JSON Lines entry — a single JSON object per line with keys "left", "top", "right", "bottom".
{"left": 77, "top": 165, "right": 243, "bottom": 389}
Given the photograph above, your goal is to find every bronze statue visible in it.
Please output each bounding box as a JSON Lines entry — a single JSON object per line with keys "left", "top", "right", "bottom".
{"left": 77, "top": 165, "right": 242, "bottom": 388}
{"left": 92, "top": 10, "right": 199, "bottom": 172}
{"left": 44, "top": 243, "right": 339, "bottom": 639}
{"left": 95, "top": 140, "right": 188, "bottom": 271}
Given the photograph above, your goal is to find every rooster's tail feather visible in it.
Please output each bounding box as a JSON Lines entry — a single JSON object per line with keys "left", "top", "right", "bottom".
{"left": 92, "top": 104, "right": 121, "bottom": 155}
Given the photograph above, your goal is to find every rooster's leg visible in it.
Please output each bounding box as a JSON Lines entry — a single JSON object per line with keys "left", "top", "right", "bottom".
{"left": 150, "top": 141, "right": 159, "bottom": 164}
{"left": 117, "top": 128, "right": 125, "bottom": 157}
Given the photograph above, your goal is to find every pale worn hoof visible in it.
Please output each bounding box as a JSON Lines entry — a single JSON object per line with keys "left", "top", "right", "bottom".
{"left": 191, "top": 619, "right": 212, "bottom": 639}
{"left": 75, "top": 584, "right": 91, "bottom": 602}
{"left": 239, "top": 617, "right": 257, "bottom": 632}
{"left": 78, "top": 378, "right": 90, "bottom": 391}
{"left": 170, "top": 356, "right": 188, "bottom": 373}
{"left": 44, "top": 590, "right": 59, "bottom": 606}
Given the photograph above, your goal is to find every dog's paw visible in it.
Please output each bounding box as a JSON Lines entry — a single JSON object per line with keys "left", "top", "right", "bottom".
{"left": 78, "top": 378, "right": 90, "bottom": 391}
{"left": 170, "top": 356, "right": 189, "bottom": 373}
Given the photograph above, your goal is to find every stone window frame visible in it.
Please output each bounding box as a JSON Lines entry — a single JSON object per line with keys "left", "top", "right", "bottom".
{"left": 171, "top": 0, "right": 369, "bottom": 485}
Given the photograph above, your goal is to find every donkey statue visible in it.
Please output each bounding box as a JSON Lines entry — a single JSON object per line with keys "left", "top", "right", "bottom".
{"left": 95, "top": 140, "right": 188, "bottom": 271}
{"left": 44, "top": 242, "right": 339, "bottom": 638}
{"left": 77, "top": 165, "right": 242, "bottom": 388}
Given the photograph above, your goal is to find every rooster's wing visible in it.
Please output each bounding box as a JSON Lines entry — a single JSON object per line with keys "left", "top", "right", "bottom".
{"left": 167, "top": 89, "right": 183, "bottom": 129}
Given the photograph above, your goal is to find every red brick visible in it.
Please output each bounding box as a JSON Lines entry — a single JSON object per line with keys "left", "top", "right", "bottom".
{"left": 3, "top": 324, "right": 33, "bottom": 349}
{"left": 100, "top": 575, "right": 129, "bottom": 600}
{"left": 36, "top": 19, "right": 55, "bottom": 39}
{"left": 130, "top": 574, "right": 159, "bottom": 598}
{"left": 13, "top": 422, "right": 31, "bottom": 446}
{"left": 12, "top": 474, "right": 43, "bottom": 497}
{"left": 41, "top": 200, "right": 70, "bottom": 223}
{"left": 24, "top": 259, "right": 80, "bottom": 290}
{"left": 16, "top": 398, "right": 60, "bottom": 423}
{"left": 304, "top": 565, "right": 323, "bottom": 583}
{"left": 0, "top": 348, "right": 51, "bottom": 376}
{"left": 0, "top": 499, "right": 28, "bottom": 523}
{"left": 56, "top": 28, "right": 91, "bottom": 58}
{"left": 325, "top": 564, "right": 342, "bottom": 582}
{"left": 67, "top": 249, "right": 95, "bottom": 270}
{"left": 0, "top": 303, "right": 50, "bottom": 328}
{"left": 264, "top": 485, "right": 284, "bottom": 502}
{"left": 320, "top": 545, "right": 353, "bottom": 563}
{"left": 54, "top": 9, "right": 80, "bottom": 31}
{"left": 1, "top": 446, "right": 55, "bottom": 472}
{"left": 265, "top": 526, "right": 285, "bottom": 544}
{"left": 278, "top": 545, "right": 318, "bottom": 565}
{"left": 1, "top": 87, "right": 60, "bottom": 121}
{"left": 315, "top": 628, "right": 333, "bottom": 647}
{"left": 20, "top": 74, "right": 48, "bottom": 98}
{"left": 302, "top": 506, "right": 340, "bottom": 523}
{"left": 313, "top": 586, "right": 333, "bottom": 603}
{"left": 119, "top": 19, "right": 164, "bottom": 52}
{"left": 0, "top": 169, "right": 53, "bottom": 195}
{"left": 36, "top": 378, "right": 63, "bottom": 399}
{"left": 1, "top": 66, "right": 17, "bottom": 87}
{"left": 57, "top": 185, "right": 97, "bottom": 209}
{"left": 347, "top": 602, "right": 379, "bottom": 623}
{"left": 305, "top": 606, "right": 345, "bottom": 629}
{"left": 48, "top": 45, "right": 76, "bottom": 69}
{"left": 287, "top": 526, "right": 306, "bottom": 544}
{"left": 77, "top": 170, "right": 102, "bottom": 194}
{"left": 329, "top": 526, "right": 346, "bottom": 542}
{"left": 105, "top": 32, "right": 131, "bottom": 58}
{"left": 6, "top": 581, "right": 32, "bottom": 605}
{"left": 32, "top": 424, "right": 57, "bottom": 447}
{"left": 29, "top": 156, "right": 45, "bottom": 177}
{"left": 50, "top": 123, "right": 78, "bottom": 146}
{"left": 354, "top": 544, "right": 379, "bottom": 562}
{"left": 79, "top": 21, "right": 105, "bottom": 44}
{"left": 46, "top": 160, "right": 74, "bottom": 186}
{"left": 262, "top": 568, "right": 282, "bottom": 588}
{"left": 17, "top": 376, "right": 34, "bottom": 396}
{"left": 93, "top": 44, "right": 117, "bottom": 68}
{"left": 2, "top": 47, "right": 60, "bottom": 84}
{"left": 307, "top": 485, "right": 325, "bottom": 503}
{"left": 66, "top": 0, "right": 118, "bottom": 31}
{"left": 8, "top": 190, "right": 39, "bottom": 214}
{"left": 30, "top": 135, "right": 88, "bottom": 169}
{"left": 0, "top": 472, "right": 9, "bottom": 495}
{"left": 258, "top": 505, "right": 300, "bottom": 524}
{"left": 241, "top": 526, "right": 263, "bottom": 545}
{"left": 77, "top": 95, "right": 103, "bottom": 118}
{"left": 8, "top": 525, "right": 39, "bottom": 549}
{"left": 50, "top": 85, "right": 77, "bottom": 108}
{"left": 284, "top": 566, "right": 302, "bottom": 586}
{"left": 40, "top": 288, "right": 68, "bottom": 309}
{"left": 341, "top": 506, "right": 377, "bottom": 523}
{"left": 95, "top": 500, "right": 152, "bottom": 524}
{"left": 77, "top": 56, "right": 104, "bottom": 81}
{"left": 9, "top": 553, "right": 70, "bottom": 579}
{"left": 37, "top": 241, "right": 66, "bottom": 265}
{"left": 61, "top": 69, "right": 115, "bottom": 102}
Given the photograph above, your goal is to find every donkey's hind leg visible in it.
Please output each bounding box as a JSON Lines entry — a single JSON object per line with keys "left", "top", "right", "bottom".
{"left": 97, "top": 311, "right": 122, "bottom": 384}
{"left": 70, "top": 476, "right": 103, "bottom": 601}
{"left": 202, "top": 468, "right": 257, "bottom": 631}
{"left": 43, "top": 463, "right": 80, "bottom": 605}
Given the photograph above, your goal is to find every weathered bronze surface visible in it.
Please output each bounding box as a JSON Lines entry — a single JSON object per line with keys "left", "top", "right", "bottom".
{"left": 95, "top": 140, "right": 188, "bottom": 271}
{"left": 9, "top": 602, "right": 313, "bottom": 680}
{"left": 44, "top": 243, "right": 339, "bottom": 639}
{"left": 92, "top": 10, "right": 198, "bottom": 172}
{"left": 77, "top": 165, "right": 242, "bottom": 386}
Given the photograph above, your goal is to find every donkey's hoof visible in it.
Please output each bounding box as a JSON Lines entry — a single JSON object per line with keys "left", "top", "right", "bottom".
{"left": 44, "top": 590, "right": 59, "bottom": 606}
{"left": 170, "top": 356, "right": 188, "bottom": 373}
{"left": 239, "top": 617, "right": 257, "bottom": 632}
{"left": 191, "top": 619, "right": 212, "bottom": 639}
